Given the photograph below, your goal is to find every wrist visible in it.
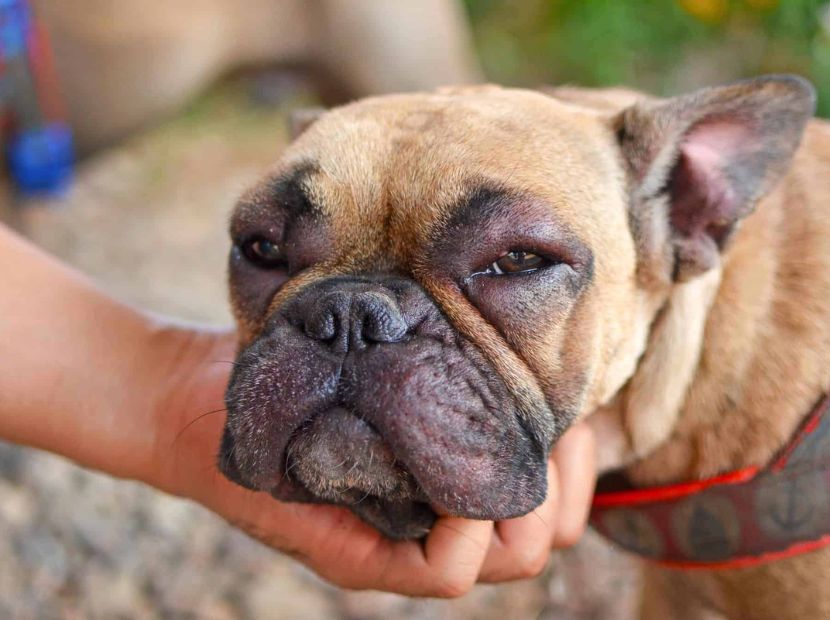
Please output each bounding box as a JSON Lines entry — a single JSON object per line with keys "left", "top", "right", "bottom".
{"left": 0, "top": 224, "right": 235, "bottom": 495}
{"left": 141, "top": 322, "right": 235, "bottom": 498}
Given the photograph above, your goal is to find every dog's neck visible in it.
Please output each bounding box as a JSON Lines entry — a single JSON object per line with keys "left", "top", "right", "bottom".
{"left": 595, "top": 124, "right": 830, "bottom": 486}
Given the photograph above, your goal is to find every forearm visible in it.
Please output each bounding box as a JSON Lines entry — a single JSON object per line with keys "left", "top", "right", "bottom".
{"left": 0, "top": 224, "right": 203, "bottom": 482}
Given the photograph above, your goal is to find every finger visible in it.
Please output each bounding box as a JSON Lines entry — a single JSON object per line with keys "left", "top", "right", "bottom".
{"left": 414, "top": 517, "right": 494, "bottom": 597}
{"left": 477, "top": 457, "right": 559, "bottom": 583}
{"left": 311, "top": 516, "right": 494, "bottom": 597}
{"left": 551, "top": 422, "right": 597, "bottom": 548}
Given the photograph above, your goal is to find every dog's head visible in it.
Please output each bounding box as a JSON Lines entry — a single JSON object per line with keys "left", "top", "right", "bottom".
{"left": 219, "top": 76, "right": 814, "bottom": 539}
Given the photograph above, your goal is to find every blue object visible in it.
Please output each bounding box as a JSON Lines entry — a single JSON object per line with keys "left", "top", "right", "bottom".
{"left": 0, "top": 0, "right": 30, "bottom": 58}
{"left": 7, "top": 122, "right": 73, "bottom": 196}
{"left": 0, "top": 0, "right": 74, "bottom": 198}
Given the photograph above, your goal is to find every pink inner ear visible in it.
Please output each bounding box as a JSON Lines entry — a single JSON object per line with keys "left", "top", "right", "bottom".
{"left": 685, "top": 119, "right": 751, "bottom": 161}
{"left": 669, "top": 119, "right": 750, "bottom": 239}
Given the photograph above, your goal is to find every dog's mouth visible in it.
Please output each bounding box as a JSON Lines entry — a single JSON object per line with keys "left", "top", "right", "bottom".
{"left": 276, "top": 406, "right": 437, "bottom": 539}
{"left": 219, "top": 275, "right": 555, "bottom": 540}
{"left": 219, "top": 402, "right": 441, "bottom": 539}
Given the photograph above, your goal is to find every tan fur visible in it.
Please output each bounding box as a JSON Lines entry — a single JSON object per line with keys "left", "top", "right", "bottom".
{"left": 624, "top": 267, "right": 722, "bottom": 459}
{"left": 243, "top": 88, "right": 663, "bottom": 433}
{"left": 34, "top": 0, "right": 480, "bottom": 152}
{"left": 233, "top": 83, "right": 830, "bottom": 618}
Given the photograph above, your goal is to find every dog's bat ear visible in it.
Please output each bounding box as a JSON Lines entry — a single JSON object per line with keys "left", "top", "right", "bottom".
{"left": 288, "top": 107, "right": 325, "bottom": 141}
{"left": 618, "top": 75, "right": 815, "bottom": 282}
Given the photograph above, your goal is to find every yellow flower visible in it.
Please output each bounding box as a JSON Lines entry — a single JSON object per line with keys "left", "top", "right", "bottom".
{"left": 679, "top": 0, "right": 729, "bottom": 23}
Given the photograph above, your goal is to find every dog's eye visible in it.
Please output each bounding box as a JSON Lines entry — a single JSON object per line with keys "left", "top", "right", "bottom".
{"left": 488, "top": 251, "right": 550, "bottom": 275}
{"left": 241, "top": 238, "right": 284, "bottom": 268}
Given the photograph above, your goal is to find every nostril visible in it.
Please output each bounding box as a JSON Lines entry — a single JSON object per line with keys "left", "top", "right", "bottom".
{"left": 303, "top": 290, "right": 350, "bottom": 344}
{"left": 304, "top": 307, "right": 337, "bottom": 341}
{"left": 299, "top": 287, "right": 409, "bottom": 351}
{"left": 361, "top": 306, "right": 407, "bottom": 343}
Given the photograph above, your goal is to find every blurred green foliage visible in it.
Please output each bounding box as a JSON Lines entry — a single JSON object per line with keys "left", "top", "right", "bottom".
{"left": 463, "top": 0, "right": 830, "bottom": 116}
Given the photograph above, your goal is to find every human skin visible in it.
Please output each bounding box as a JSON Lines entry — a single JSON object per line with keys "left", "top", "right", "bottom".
{"left": 0, "top": 223, "right": 596, "bottom": 597}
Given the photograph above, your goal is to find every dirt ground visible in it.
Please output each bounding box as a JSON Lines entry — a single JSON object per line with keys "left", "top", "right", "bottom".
{"left": 0, "top": 79, "right": 640, "bottom": 619}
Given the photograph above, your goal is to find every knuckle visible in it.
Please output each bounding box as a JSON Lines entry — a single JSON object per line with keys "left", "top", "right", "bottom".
{"left": 555, "top": 520, "right": 587, "bottom": 548}
{"left": 516, "top": 549, "right": 550, "bottom": 578}
{"left": 434, "top": 573, "right": 476, "bottom": 598}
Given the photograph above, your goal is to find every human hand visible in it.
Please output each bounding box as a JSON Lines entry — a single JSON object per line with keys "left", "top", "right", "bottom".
{"left": 149, "top": 328, "right": 597, "bottom": 597}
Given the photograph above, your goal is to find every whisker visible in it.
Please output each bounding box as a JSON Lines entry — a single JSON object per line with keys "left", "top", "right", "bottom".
{"left": 172, "top": 408, "right": 228, "bottom": 445}
{"left": 283, "top": 458, "right": 301, "bottom": 479}
{"left": 214, "top": 442, "right": 240, "bottom": 478}
{"left": 281, "top": 443, "right": 297, "bottom": 482}
{"left": 530, "top": 508, "right": 549, "bottom": 528}
{"left": 342, "top": 459, "right": 360, "bottom": 480}
{"left": 210, "top": 359, "right": 244, "bottom": 367}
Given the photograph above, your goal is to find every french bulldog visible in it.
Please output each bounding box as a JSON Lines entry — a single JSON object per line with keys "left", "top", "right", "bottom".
{"left": 219, "top": 75, "right": 830, "bottom": 618}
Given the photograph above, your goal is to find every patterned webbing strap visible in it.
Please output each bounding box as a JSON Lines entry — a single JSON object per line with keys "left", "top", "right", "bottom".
{"left": 590, "top": 394, "right": 830, "bottom": 570}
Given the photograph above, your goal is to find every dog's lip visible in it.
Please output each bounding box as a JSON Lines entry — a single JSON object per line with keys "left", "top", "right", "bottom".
{"left": 268, "top": 476, "right": 439, "bottom": 538}
{"left": 280, "top": 405, "right": 430, "bottom": 495}
{"left": 271, "top": 475, "right": 448, "bottom": 516}
{"left": 349, "top": 496, "right": 437, "bottom": 540}
{"left": 267, "top": 407, "right": 509, "bottom": 523}
{"left": 268, "top": 411, "right": 442, "bottom": 539}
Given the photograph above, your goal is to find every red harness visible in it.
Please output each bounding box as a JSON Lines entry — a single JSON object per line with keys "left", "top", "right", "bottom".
{"left": 590, "top": 393, "right": 830, "bottom": 570}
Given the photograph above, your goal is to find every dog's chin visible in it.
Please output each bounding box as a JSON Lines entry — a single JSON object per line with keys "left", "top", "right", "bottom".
{"left": 269, "top": 407, "right": 438, "bottom": 539}
{"left": 271, "top": 483, "right": 437, "bottom": 540}
{"left": 348, "top": 497, "right": 437, "bottom": 540}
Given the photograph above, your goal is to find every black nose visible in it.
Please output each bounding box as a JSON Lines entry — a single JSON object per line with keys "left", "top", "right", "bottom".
{"left": 302, "top": 288, "right": 408, "bottom": 352}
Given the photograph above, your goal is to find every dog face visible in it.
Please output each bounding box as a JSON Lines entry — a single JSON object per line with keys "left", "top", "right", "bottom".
{"left": 220, "top": 77, "right": 814, "bottom": 539}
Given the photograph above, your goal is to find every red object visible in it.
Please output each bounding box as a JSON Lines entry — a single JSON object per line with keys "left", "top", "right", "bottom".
{"left": 26, "top": 15, "right": 64, "bottom": 122}
{"left": 591, "top": 393, "right": 830, "bottom": 570}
